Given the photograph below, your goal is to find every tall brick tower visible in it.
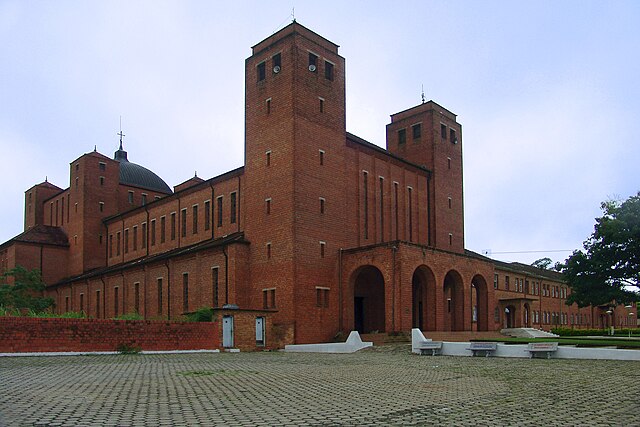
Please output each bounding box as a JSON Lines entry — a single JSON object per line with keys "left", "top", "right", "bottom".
{"left": 243, "top": 22, "right": 347, "bottom": 343}
{"left": 386, "top": 102, "right": 464, "bottom": 253}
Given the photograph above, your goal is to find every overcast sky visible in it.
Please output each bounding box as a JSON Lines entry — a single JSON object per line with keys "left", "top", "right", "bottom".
{"left": 1, "top": 1, "right": 638, "bottom": 266}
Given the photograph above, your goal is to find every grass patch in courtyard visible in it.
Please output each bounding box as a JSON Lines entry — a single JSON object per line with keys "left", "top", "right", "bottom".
{"left": 472, "top": 337, "right": 640, "bottom": 349}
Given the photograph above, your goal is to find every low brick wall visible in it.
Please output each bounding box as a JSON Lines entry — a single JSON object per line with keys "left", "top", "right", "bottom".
{"left": 0, "top": 317, "right": 218, "bottom": 353}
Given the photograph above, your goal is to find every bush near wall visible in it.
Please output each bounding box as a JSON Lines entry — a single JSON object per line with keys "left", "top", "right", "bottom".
{"left": 552, "top": 327, "right": 640, "bottom": 337}
{"left": 0, "top": 317, "right": 218, "bottom": 353}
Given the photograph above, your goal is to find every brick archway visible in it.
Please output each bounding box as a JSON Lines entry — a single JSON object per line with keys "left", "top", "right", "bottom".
{"left": 351, "top": 265, "right": 385, "bottom": 333}
{"left": 471, "top": 274, "right": 489, "bottom": 331}
{"left": 443, "top": 270, "right": 464, "bottom": 331}
{"left": 412, "top": 265, "right": 436, "bottom": 331}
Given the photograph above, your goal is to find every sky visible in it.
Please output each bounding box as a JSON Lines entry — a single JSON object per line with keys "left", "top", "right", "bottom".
{"left": 1, "top": 1, "right": 639, "bottom": 266}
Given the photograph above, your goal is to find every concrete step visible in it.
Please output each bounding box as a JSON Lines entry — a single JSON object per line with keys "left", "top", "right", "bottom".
{"left": 501, "top": 328, "right": 559, "bottom": 338}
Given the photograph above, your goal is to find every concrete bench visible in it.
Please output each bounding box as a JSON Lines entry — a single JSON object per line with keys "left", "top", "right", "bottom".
{"left": 416, "top": 341, "right": 443, "bottom": 356}
{"left": 467, "top": 341, "right": 497, "bottom": 357}
{"left": 526, "top": 342, "right": 558, "bottom": 359}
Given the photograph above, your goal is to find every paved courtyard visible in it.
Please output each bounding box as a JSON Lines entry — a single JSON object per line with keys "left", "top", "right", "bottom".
{"left": 1, "top": 345, "right": 639, "bottom": 426}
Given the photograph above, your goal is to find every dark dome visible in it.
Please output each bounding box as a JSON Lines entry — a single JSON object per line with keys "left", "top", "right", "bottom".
{"left": 114, "top": 148, "right": 172, "bottom": 194}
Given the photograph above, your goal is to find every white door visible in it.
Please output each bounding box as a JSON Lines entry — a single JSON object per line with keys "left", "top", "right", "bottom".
{"left": 223, "top": 315, "right": 234, "bottom": 348}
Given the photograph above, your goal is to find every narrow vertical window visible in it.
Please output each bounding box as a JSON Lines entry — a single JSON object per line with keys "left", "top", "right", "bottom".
{"left": 308, "top": 52, "right": 318, "bottom": 70}
{"left": 319, "top": 197, "right": 325, "bottom": 214}
{"left": 272, "top": 53, "right": 281, "bottom": 71}
{"left": 151, "top": 219, "right": 156, "bottom": 246}
{"left": 99, "top": 202, "right": 104, "bottom": 212}
{"left": 212, "top": 267, "right": 219, "bottom": 307}
{"left": 142, "top": 223, "right": 147, "bottom": 249}
{"left": 100, "top": 176, "right": 104, "bottom": 186}
{"left": 407, "top": 187, "right": 413, "bottom": 242}
{"left": 171, "top": 212, "right": 176, "bottom": 240}
{"left": 320, "top": 241, "right": 326, "bottom": 258}
{"left": 494, "top": 274, "right": 499, "bottom": 289}
{"left": 230, "top": 192, "right": 237, "bottom": 224}
{"left": 266, "top": 98, "right": 271, "bottom": 114}
{"left": 141, "top": 193, "right": 147, "bottom": 205}
{"left": 55, "top": 200, "right": 59, "bottom": 225}
{"left": 324, "top": 60, "right": 334, "bottom": 80}
{"left": 319, "top": 97, "right": 324, "bottom": 113}
{"left": 266, "top": 242, "right": 271, "bottom": 259}
{"left": 181, "top": 208, "right": 187, "bottom": 237}
{"left": 204, "top": 201, "right": 211, "bottom": 231}
{"left": 266, "top": 198, "right": 271, "bottom": 215}
{"left": 398, "top": 129, "right": 406, "bottom": 145}
{"left": 193, "top": 205, "right": 198, "bottom": 234}
{"left": 412, "top": 123, "right": 421, "bottom": 140}
{"left": 61, "top": 197, "right": 64, "bottom": 225}
{"left": 109, "top": 234, "right": 113, "bottom": 258}
{"left": 79, "top": 294, "right": 84, "bottom": 312}
{"left": 266, "top": 150, "right": 271, "bottom": 166}
{"left": 183, "top": 273, "right": 189, "bottom": 313}
{"left": 114, "top": 287, "right": 119, "bottom": 317}
{"left": 157, "top": 278, "right": 163, "bottom": 315}
{"left": 379, "top": 177, "right": 384, "bottom": 241}
{"left": 217, "top": 196, "right": 223, "bottom": 227}
{"left": 65, "top": 296, "right": 69, "bottom": 312}
{"left": 393, "top": 182, "right": 399, "bottom": 240}
{"left": 447, "top": 157, "right": 451, "bottom": 170}
{"left": 160, "top": 216, "right": 166, "bottom": 243}
{"left": 128, "top": 191, "right": 134, "bottom": 204}
{"left": 449, "top": 233, "right": 453, "bottom": 245}
{"left": 96, "top": 290, "right": 101, "bottom": 318}
{"left": 263, "top": 290, "right": 268, "bottom": 309}
{"left": 257, "top": 61, "right": 266, "bottom": 82}
{"left": 448, "top": 197, "right": 452, "bottom": 209}
{"left": 450, "top": 128, "right": 457, "bottom": 144}
{"left": 363, "top": 171, "right": 369, "bottom": 239}
{"left": 134, "top": 282, "right": 140, "bottom": 313}
{"left": 133, "top": 226, "right": 138, "bottom": 251}
{"left": 319, "top": 149, "right": 325, "bottom": 165}
{"left": 124, "top": 229, "right": 129, "bottom": 253}
{"left": 116, "top": 232, "right": 121, "bottom": 256}
{"left": 441, "top": 123, "right": 447, "bottom": 139}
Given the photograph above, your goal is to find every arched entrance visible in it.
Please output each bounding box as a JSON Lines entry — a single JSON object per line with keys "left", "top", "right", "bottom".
{"left": 471, "top": 274, "right": 489, "bottom": 331}
{"left": 412, "top": 266, "right": 436, "bottom": 331}
{"left": 524, "top": 303, "right": 531, "bottom": 327}
{"left": 443, "top": 270, "right": 464, "bottom": 331}
{"left": 352, "top": 266, "right": 385, "bottom": 333}
{"left": 504, "top": 305, "right": 516, "bottom": 328}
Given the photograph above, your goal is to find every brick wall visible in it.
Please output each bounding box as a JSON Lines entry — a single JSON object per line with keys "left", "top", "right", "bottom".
{"left": 0, "top": 317, "right": 218, "bottom": 353}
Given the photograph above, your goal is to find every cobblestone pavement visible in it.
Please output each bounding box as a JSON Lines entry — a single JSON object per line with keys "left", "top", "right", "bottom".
{"left": 1, "top": 345, "right": 639, "bottom": 426}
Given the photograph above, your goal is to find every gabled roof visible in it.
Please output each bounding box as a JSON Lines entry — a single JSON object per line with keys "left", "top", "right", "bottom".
{"left": 0, "top": 225, "right": 69, "bottom": 249}
{"left": 493, "top": 259, "right": 564, "bottom": 282}
{"left": 346, "top": 132, "right": 431, "bottom": 175}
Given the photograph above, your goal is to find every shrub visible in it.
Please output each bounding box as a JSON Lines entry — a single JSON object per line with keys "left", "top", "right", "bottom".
{"left": 116, "top": 343, "right": 141, "bottom": 354}
{"left": 113, "top": 312, "right": 143, "bottom": 321}
{"left": 185, "top": 307, "right": 215, "bottom": 322}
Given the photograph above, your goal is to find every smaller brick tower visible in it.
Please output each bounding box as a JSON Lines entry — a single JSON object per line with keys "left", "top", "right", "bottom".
{"left": 386, "top": 102, "right": 464, "bottom": 253}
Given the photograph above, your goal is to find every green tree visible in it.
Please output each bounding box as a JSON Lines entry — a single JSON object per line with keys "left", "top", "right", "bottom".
{"left": 563, "top": 193, "right": 640, "bottom": 307}
{"left": 0, "top": 266, "right": 54, "bottom": 313}
{"left": 532, "top": 257, "right": 553, "bottom": 270}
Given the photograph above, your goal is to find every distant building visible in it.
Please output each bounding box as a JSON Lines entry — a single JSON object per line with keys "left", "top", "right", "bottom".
{"left": 0, "top": 22, "right": 633, "bottom": 344}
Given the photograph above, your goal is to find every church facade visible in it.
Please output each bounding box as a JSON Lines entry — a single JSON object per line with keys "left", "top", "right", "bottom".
{"left": 1, "top": 22, "right": 632, "bottom": 345}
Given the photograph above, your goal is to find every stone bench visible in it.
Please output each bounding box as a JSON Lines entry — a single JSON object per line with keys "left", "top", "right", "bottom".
{"left": 526, "top": 342, "right": 558, "bottom": 359}
{"left": 416, "top": 341, "right": 443, "bottom": 356}
{"left": 467, "top": 341, "right": 497, "bottom": 357}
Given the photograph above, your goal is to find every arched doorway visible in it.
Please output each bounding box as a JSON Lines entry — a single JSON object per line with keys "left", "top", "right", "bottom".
{"left": 471, "top": 274, "right": 489, "bottom": 331}
{"left": 352, "top": 266, "right": 385, "bottom": 333}
{"left": 443, "top": 270, "right": 464, "bottom": 331}
{"left": 412, "top": 266, "right": 436, "bottom": 331}
{"left": 504, "top": 305, "right": 516, "bottom": 328}
{"left": 524, "top": 303, "right": 531, "bottom": 327}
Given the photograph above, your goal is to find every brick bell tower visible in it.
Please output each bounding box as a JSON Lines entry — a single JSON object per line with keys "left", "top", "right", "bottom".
{"left": 386, "top": 101, "right": 465, "bottom": 254}
{"left": 243, "top": 22, "right": 347, "bottom": 343}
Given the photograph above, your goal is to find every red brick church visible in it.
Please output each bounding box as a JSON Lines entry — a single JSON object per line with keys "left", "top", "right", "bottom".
{"left": 1, "top": 22, "right": 631, "bottom": 345}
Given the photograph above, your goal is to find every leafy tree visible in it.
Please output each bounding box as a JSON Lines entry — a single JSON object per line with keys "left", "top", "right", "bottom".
{"left": 563, "top": 193, "right": 640, "bottom": 307}
{"left": 0, "top": 266, "right": 54, "bottom": 313}
{"left": 532, "top": 257, "right": 553, "bottom": 270}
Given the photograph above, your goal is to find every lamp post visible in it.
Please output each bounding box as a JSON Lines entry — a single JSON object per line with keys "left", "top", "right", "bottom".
{"left": 606, "top": 309, "right": 614, "bottom": 336}
{"left": 629, "top": 313, "right": 635, "bottom": 338}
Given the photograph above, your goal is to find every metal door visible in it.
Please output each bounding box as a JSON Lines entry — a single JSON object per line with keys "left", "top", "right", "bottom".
{"left": 256, "top": 317, "right": 265, "bottom": 346}
{"left": 223, "top": 315, "right": 234, "bottom": 348}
